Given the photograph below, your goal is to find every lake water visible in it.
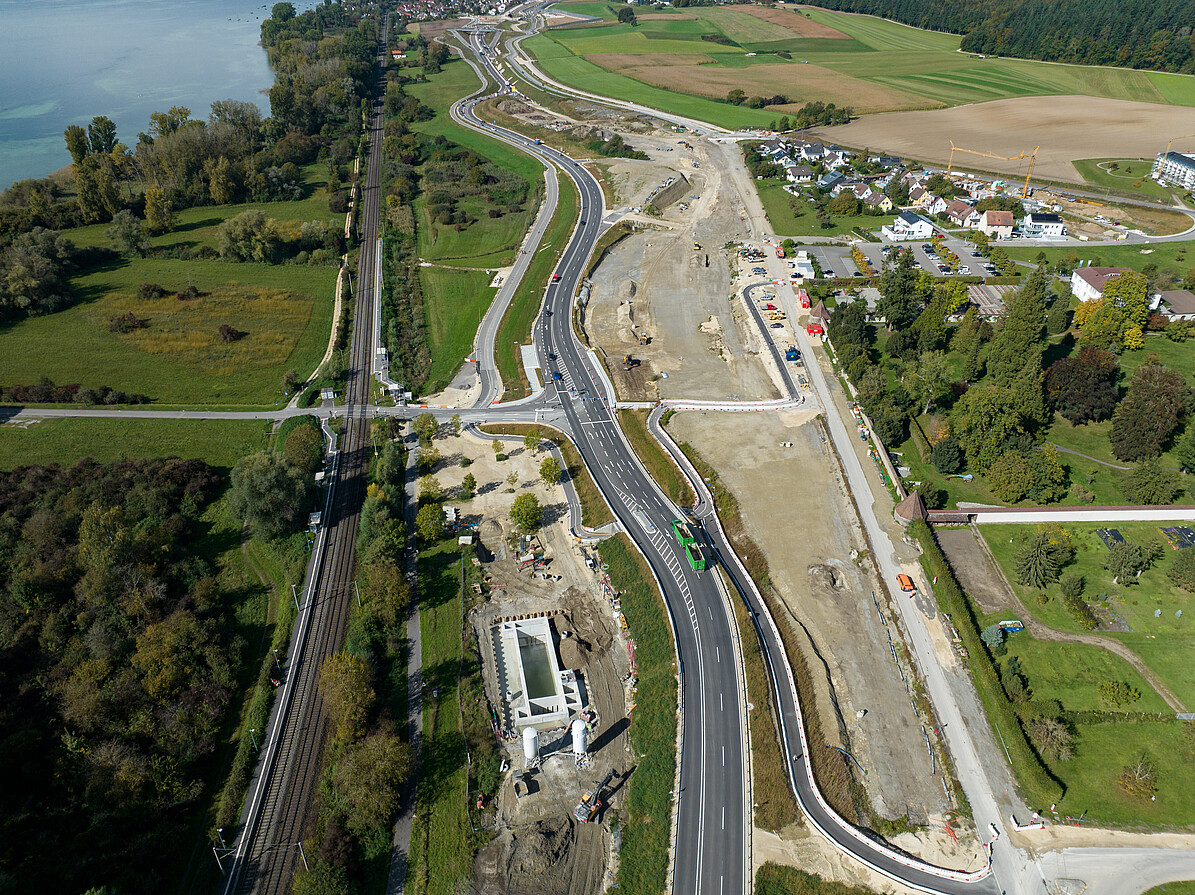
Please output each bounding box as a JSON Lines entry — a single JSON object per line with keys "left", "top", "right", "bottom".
{"left": 0, "top": 0, "right": 294, "bottom": 188}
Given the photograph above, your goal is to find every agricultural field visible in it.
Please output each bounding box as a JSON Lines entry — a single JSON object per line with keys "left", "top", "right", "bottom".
{"left": 0, "top": 257, "right": 336, "bottom": 405}
{"left": 535, "top": 3, "right": 1195, "bottom": 179}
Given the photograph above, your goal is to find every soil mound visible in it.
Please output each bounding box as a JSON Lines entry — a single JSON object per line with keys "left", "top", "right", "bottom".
{"left": 507, "top": 818, "right": 574, "bottom": 895}
{"left": 558, "top": 632, "right": 592, "bottom": 670}
{"left": 809, "top": 563, "right": 844, "bottom": 591}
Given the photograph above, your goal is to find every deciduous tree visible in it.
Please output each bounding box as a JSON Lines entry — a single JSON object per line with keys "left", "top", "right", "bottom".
{"left": 510, "top": 492, "right": 542, "bottom": 533}
{"left": 1110, "top": 361, "right": 1188, "bottom": 461}
{"left": 1045, "top": 346, "right": 1119, "bottom": 425}
{"left": 228, "top": 450, "right": 310, "bottom": 540}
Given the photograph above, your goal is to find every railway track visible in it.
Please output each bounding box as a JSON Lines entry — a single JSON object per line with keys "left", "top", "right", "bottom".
{"left": 222, "top": 29, "right": 388, "bottom": 895}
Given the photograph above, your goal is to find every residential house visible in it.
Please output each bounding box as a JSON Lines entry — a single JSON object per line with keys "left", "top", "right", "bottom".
{"left": 922, "top": 194, "right": 948, "bottom": 216}
{"left": 817, "top": 170, "right": 844, "bottom": 191}
{"left": 1022, "top": 212, "right": 1067, "bottom": 238}
{"left": 863, "top": 191, "right": 893, "bottom": 213}
{"left": 1155, "top": 289, "right": 1195, "bottom": 321}
{"left": 800, "top": 141, "right": 825, "bottom": 162}
{"left": 979, "top": 209, "right": 1014, "bottom": 239}
{"left": 1070, "top": 266, "right": 1132, "bottom": 303}
{"left": 881, "top": 211, "right": 935, "bottom": 241}
{"left": 908, "top": 185, "right": 927, "bottom": 206}
{"left": 945, "top": 200, "right": 980, "bottom": 229}
{"left": 870, "top": 155, "right": 902, "bottom": 168}
{"left": 823, "top": 150, "right": 851, "bottom": 170}
{"left": 786, "top": 163, "right": 813, "bottom": 183}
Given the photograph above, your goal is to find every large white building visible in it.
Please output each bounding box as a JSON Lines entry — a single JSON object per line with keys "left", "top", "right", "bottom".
{"left": 1022, "top": 212, "right": 1067, "bottom": 239}
{"left": 880, "top": 211, "right": 934, "bottom": 241}
{"left": 1153, "top": 151, "right": 1195, "bottom": 190}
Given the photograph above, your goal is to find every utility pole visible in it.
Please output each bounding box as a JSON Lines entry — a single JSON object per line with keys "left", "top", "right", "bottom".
{"left": 249, "top": 728, "right": 259, "bottom": 753}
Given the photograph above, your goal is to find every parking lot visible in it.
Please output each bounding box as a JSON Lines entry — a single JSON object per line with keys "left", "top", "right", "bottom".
{"left": 777, "top": 236, "right": 1001, "bottom": 282}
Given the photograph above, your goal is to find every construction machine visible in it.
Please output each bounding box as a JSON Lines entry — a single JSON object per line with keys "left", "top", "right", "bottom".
{"left": 574, "top": 769, "right": 617, "bottom": 823}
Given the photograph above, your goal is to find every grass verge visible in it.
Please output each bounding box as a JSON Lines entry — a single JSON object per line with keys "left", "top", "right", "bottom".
{"left": 756, "top": 861, "right": 875, "bottom": 895}
{"left": 477, "top": 423, "right": 614, "bottom": 527}
{"left": 419, "top": 266, "right": 498, "bottom": 394}
{"left": 495, "top": 173, "right": 579, "bottom": 400}
{"left": 617, "top": 409, "right": 695, "bottom": 508}
{"left": 724, "top": 568, "right": 801, "bottom": 831}
{"left": 598, "top": 534, "right": 677, "bottom": 895}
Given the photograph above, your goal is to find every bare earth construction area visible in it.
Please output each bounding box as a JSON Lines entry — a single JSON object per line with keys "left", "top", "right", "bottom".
{"left": 817, "top": 95, "right": 1195, "bottom": 183}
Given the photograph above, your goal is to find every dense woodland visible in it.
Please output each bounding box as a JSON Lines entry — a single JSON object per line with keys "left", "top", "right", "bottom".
{"left": 0, "top": 458, "right": 227, "bottom": 894}
{"left": 798, "top": 0, "right": 1195, "bottom": 73}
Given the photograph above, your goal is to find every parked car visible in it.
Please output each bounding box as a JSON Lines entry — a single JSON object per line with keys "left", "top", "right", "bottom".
{"left": 770, "top": 322, "right": 783, "bottom": 328}
{"left": 897, "top": 574, "right": 916, "bottom": 593}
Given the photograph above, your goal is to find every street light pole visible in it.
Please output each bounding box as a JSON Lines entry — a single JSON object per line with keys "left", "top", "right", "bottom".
{"left": 249, "top": 728, "right": 259, "bottom": 752}
{"left": 273, "top": 648, "right": 282, "bottom": 674}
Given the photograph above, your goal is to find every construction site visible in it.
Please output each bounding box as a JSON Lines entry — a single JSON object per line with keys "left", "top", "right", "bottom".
{"left": 432, "top": 431, "right": 636, "bottom": 895}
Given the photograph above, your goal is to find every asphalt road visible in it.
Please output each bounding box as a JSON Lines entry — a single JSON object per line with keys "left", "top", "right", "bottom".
{"left": 457, "top": 27, "right": 751, "bottom": 895}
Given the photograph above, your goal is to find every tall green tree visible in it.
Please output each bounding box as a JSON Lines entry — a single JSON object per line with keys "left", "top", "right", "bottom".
{"left": 1110, "top": 361, "right": 1188, "bottom": 461}
{"left": 105, "top": 210, "right": 149, "bottom": 257}
{"left": 510, "top": 492, "right": 542, "bottom": 533}
{"left": 877, "top": 250, "right": 925, "bottom": 330}
{"left": 986, "top": 267, "right": 1047, "bottom": 385}
{"left": 228, "top": 450, "right": 310, "bottom": 539}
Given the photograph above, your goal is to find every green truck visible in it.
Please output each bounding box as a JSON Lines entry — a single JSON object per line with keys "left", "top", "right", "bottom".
{"left": 670, "top": 519, "right": 707, "bottom": 572}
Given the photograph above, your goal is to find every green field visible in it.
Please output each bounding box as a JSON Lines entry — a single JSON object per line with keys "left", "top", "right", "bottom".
{"left": 1144, "top": 882, "right": 1195, "bottom": 895}
{"left": 0, "top": 258, "right": 336, "bottom": 405}
{"left": 0, "top": 418, "right": 268, "bottom": 471}
{"left": 419, "top": 266, "right": 497, "bottom": 394}
{"left": 756, "top": 180, "right": 883, "bottom": 238}
{"left": 496, "top": 173, "right": 578, "bottom": 399}
{"left": 1070, "top": 158, "right": 1177, "bottom": 203}
{"left": 1006, "top": 241, "right": 1195, "bottom": 284}
{"left": 527, "top": 4, "right": 1195, "bottom": 129}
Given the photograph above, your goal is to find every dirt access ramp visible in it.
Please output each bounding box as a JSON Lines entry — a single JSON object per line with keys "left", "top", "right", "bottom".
{"left": 586, "top": 135, "right": 781, "bottom": 402}
{"left": 816, "top": 95, "right": 1195, "bottom": 183}
{"left": 667, "top": 409, "right": 957, "bottom": 831}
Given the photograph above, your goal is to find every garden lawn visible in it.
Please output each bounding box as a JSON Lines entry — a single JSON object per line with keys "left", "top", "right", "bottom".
{"left": 756, "top": 180, "right": 882, "bottom": 239}
{"left": 994, "top": 635, "right": 1170, "bottom": 713}
{"left": 1044, "top": 718, "right": 1195, "bottom": 828}
{"left": 419, "top": 266, "right": 497, "bottom": 394}
{"left": 980, "top": 522, "right": 1195, "bottom": 707}
{"left": 0, "top": 258, "right": 336, "bottom": 405}
{"left": 1005, "top": 241, "right": 1195, "bottom": 284}
{"left": 0, "top": 418, "right": 267, "bottom": 472}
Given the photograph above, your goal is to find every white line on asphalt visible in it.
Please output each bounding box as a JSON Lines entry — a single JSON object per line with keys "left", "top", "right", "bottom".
{"left": 720, "top": 692, "right": 723, "bottom": 711}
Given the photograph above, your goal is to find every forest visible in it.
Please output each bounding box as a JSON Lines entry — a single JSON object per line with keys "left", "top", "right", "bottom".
{"left": 798, "top": 0, "right": 1195, "bottom": 73}
{"left": 0, "top": 458, "right": 229, "bottom": 894}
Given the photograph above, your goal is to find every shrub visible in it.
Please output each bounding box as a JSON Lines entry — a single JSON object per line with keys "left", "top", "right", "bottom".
{"left": 1118, "top": 753, "right": 1158, "bottom": 799}
{"left": 1062, "top": 592, "right": 1099, "bottom": 630}
{"left": 329, "top": 190, "right": 349, "bottom": 213}
{"left": 980, "top": 623, "right": 1006, "bottom": 654}
{"left": 1168, "top": 547, "right": 1195, "bottom": 592}
{"left": 1098, "top": 680, "right": 1141, "bottom": 708}
{"left": 218, "top": 323, "right": 244, "bottom": 343}
{"left": 137, "top": 282, "right": 166, "bottom": 300}
{"left": 107, "top": 311, "right": 146, "bottom": 333}
{"left": 931, "top": 435, "right": 964, "bottom": 475}
{"left": 1059, "top": 572, "right": 1084, "bottom": 599}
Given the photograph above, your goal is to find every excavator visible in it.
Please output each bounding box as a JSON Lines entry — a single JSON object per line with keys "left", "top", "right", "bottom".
{"left": 574, "top": 769, "right": 617, "bottom": 823}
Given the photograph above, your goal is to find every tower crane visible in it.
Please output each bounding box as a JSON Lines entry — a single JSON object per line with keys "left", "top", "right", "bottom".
{"left": 947, "top": 143, "right": 1039, "bottom": 198}
{"left": 1162, "top": 133, "right": 1195, "bottom": 158}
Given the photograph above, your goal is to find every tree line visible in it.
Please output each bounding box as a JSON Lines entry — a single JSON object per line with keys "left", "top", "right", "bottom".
{"left": 797, "top": 0, "right": 1195, "bottom": 73}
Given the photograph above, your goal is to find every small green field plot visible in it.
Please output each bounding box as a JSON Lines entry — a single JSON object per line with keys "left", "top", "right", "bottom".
{"left": 416, "top": 197, "right": 531, "bottom": 264}
{"left": 1005, "top": 241, "right": 1195, "bottom": 284}
{"left": 995, "top": 636, "right": 1170, "bottom": 714}
{"left": 1122, "top": 633, "right": 1195, "bottom": 711}
{"left": 1047, "top": 718, "right": 1195, "bottom": 827}
{"left": 0, "top": 418, "right": 267, "bottom": 471}
{"left": 1119, "top": 333, "right": 1195, "bottom": 383}
{"left": 554, "top": 0, "right": 617, "bottom": 19}
{"left": 756, "top": 180, "right": 883, "bottom": 238}
{"left": 0, "top": 259, "right": 335, "bottom": 405}
{"left": 1071, "top": 158, "right": 1177, "bottom": 203}
{"left": 419, "top": 266, "right": 497, "bottom": 394}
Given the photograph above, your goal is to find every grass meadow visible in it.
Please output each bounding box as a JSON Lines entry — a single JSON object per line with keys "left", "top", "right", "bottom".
{"left": 496, "top": 173, "right": 578, "bottom": 400}
{"left": 1070, "top": 158, "right": 1178, "bottom": 203}
{"left": 530, "top": 4, "right": 1195, "bottom": 128}
{"left": 0, "top": 258, "right": 336, "bottom": 405}
{"left": 418, "top": 266, "right": 496, "bottom": 394}
{"left": 756, "top": 180, "right": 882, "bottom": 238}
{"left": 0, "top": 417, "right": 268, "bottom": 472}
{"left": 1005, "top": 241, "right": 1195, "bottom": 282}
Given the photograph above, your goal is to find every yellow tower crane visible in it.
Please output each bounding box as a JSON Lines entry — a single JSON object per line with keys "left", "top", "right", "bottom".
{"left": 947, "top": 143, "right": 1039, "bottom": 198}
{"left": 1163, "top": 133, "right": 1195, "bottom": 158}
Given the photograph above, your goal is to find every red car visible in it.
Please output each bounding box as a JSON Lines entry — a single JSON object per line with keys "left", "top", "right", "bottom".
{"left": 764, "top": 303, "right": 777, "bottom": 310}
{"left": 551, "top": 274, "right": 561, "bottom": 283}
